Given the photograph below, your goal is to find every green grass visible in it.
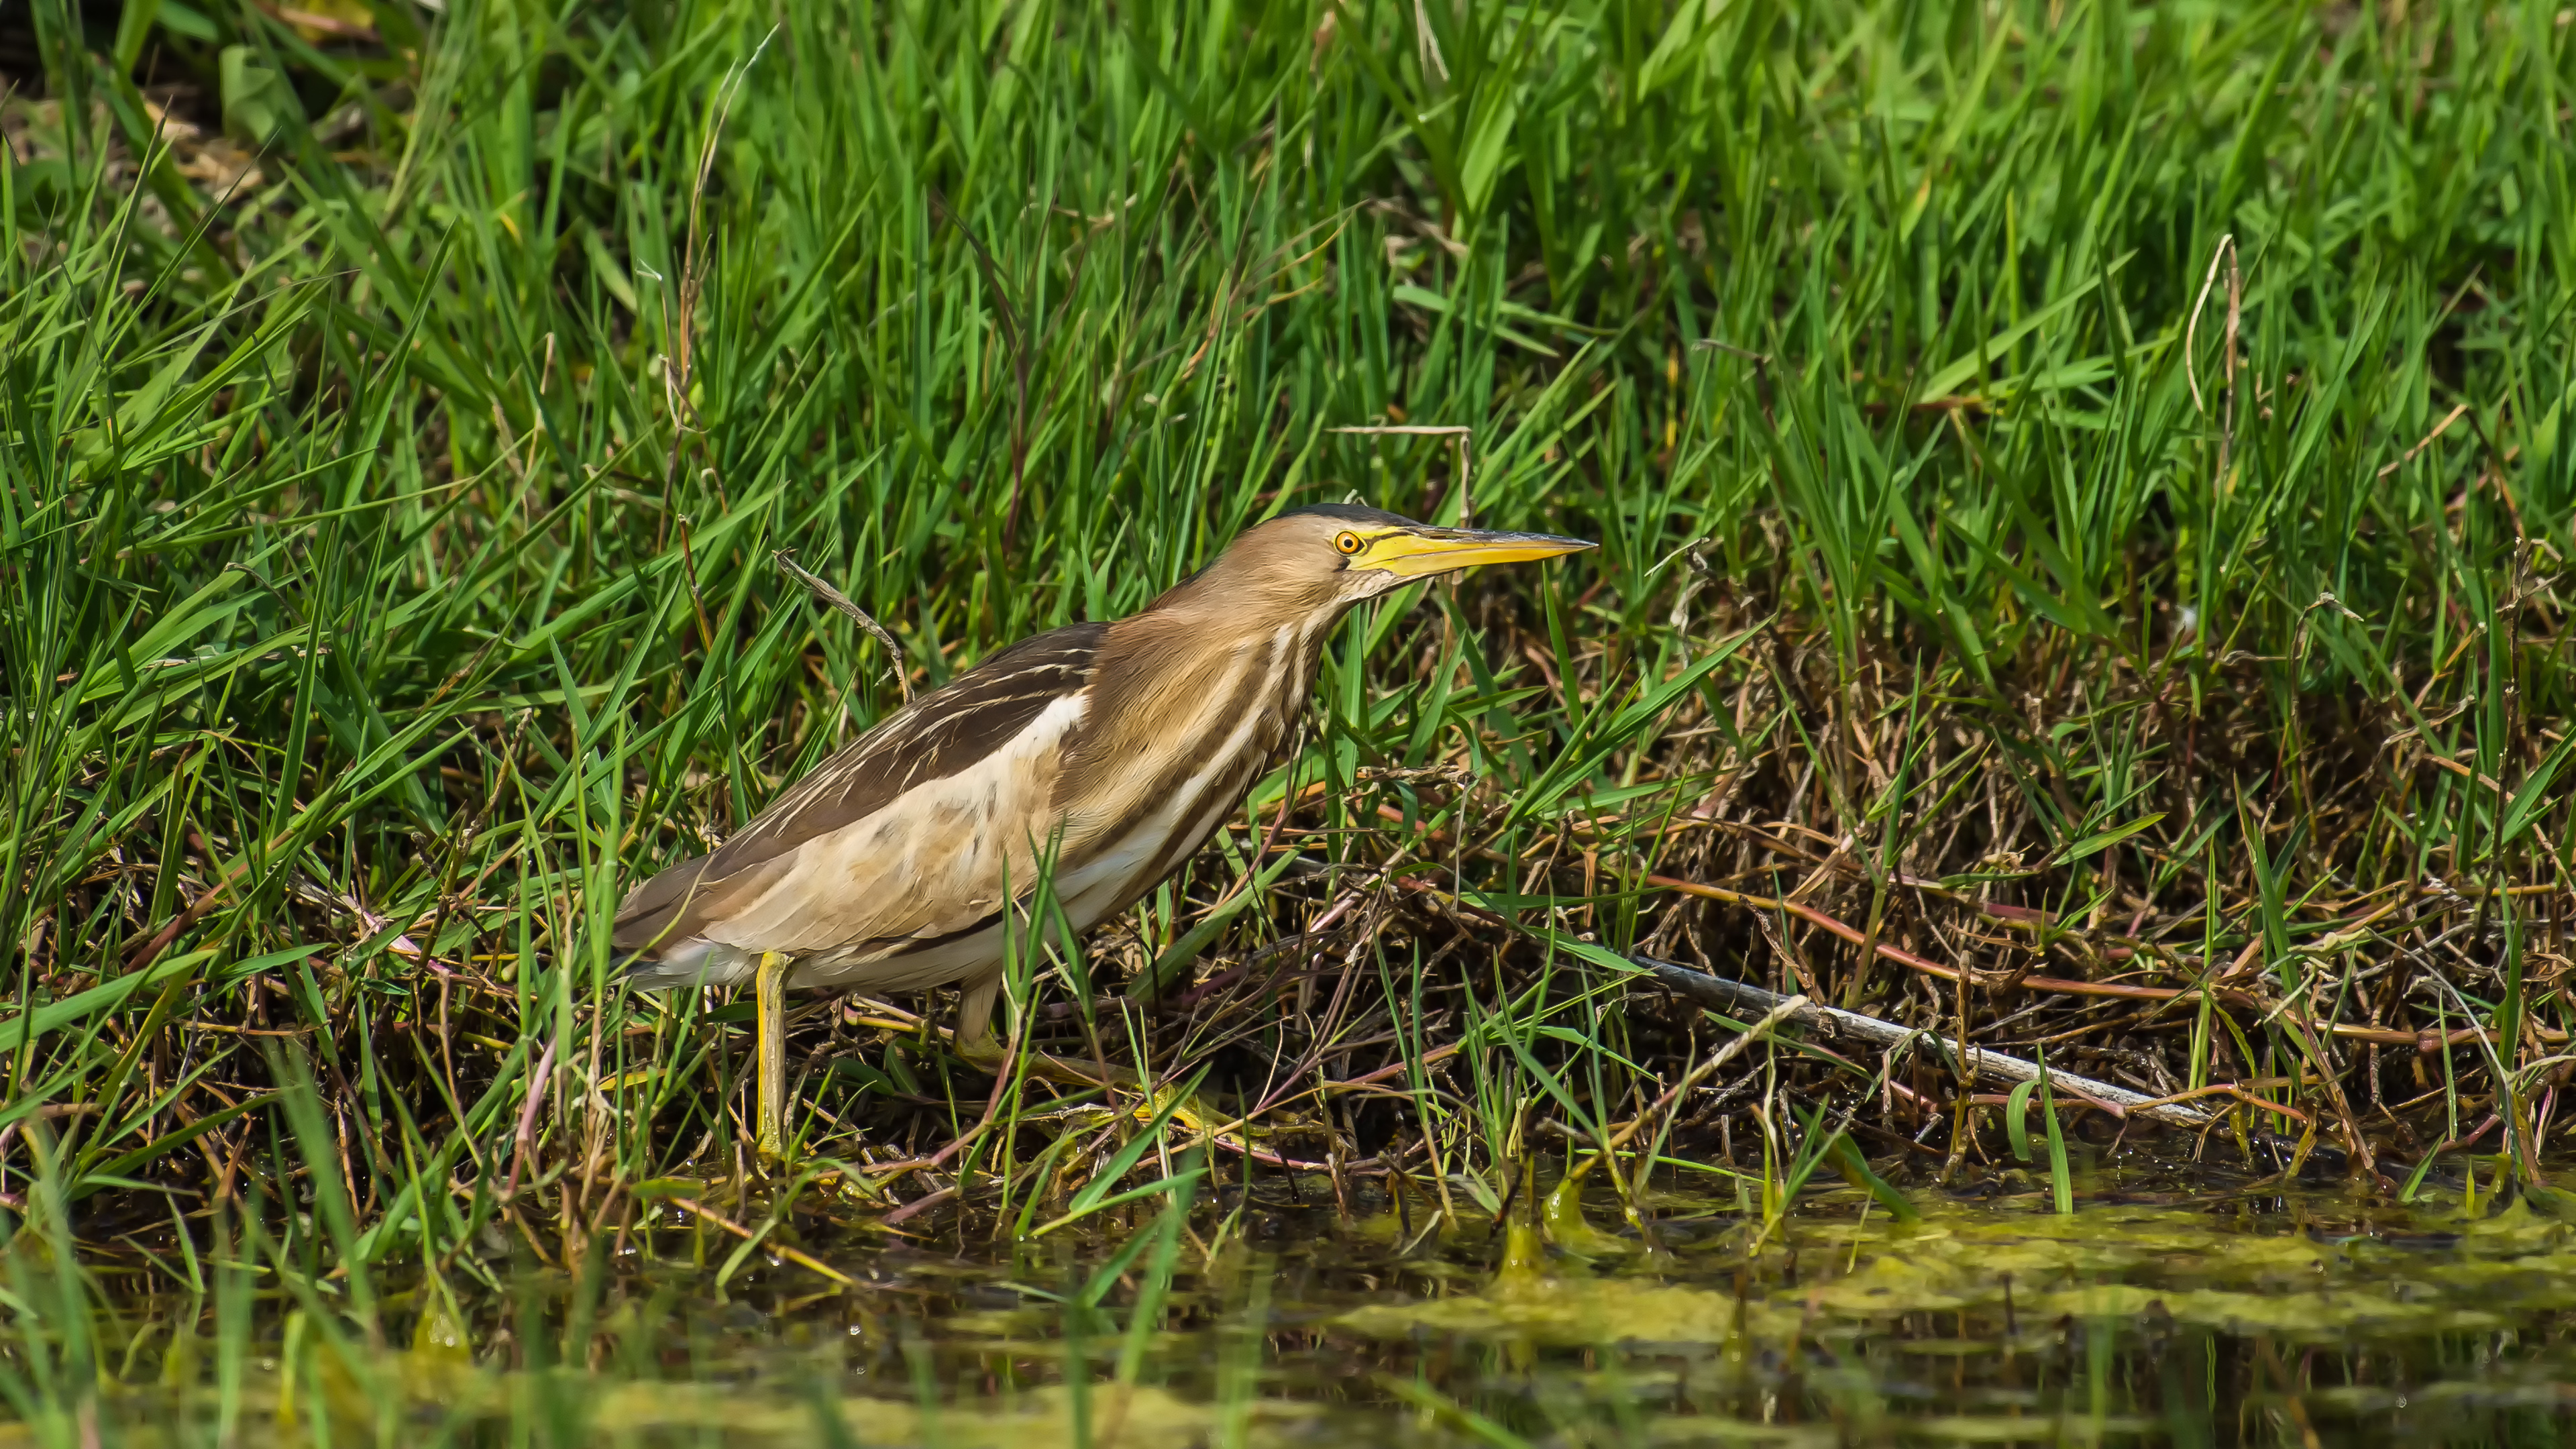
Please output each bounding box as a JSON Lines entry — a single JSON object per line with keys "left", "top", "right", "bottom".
{"left": 7, "top": 0, "right": 2576, "bottom": 1438}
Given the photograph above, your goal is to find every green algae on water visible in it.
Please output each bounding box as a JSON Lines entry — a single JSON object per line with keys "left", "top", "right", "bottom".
{"left": 1341, "top": 1192, "right": 2576, "bottom": 1350}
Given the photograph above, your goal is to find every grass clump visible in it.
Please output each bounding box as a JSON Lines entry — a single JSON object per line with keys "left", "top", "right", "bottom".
{"left": 4, "top": 0, "right": 2576, "bottom": 1436}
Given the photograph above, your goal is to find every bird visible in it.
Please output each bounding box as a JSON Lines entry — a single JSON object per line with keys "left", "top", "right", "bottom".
{"left": 611, "top": 502, "right": 1593, "bottom": 1159}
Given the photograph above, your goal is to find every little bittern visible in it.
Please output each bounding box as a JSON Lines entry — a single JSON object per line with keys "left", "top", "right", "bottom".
{"left": 613, "top": 504, "right": 1592, "bottom": 1157}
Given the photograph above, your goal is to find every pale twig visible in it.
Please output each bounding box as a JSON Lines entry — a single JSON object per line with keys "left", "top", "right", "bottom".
{"left": 2379, "top": 401, "right": 2473, "bottom": 479}
{"left": 1332, "top": 425, "right": 1474, "bottom": 527}
{"left": 1689, "top": 337, "right": 1772, "bottom": 366}
{"left": 773, "top": 551, "right": 913, "bottom": 704}
{"left": 2184, "top": 233, "right": 2235, "bottom": 415}
{"left": 2183, "top": 234, "right": 2244, "bottom": 496}
{"left": 1626, "top": 953, "right": 2218, "bottom": 1129}
{"left": 502, "top": 1036, "right": 557, "bottom": 1199}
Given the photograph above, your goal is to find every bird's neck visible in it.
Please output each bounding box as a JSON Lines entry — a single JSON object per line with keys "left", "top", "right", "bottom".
{"left": 1104, "top": 598, "right": 1339, "bottom": 716}
{"left": 1069, "top": 602, "right": 1339, "bottom": 797}
{"left": 1049, "top": 602, "right": 1334, "bottom": 886}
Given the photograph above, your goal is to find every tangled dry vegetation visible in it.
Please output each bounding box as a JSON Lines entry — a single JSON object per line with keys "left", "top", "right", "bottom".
{"left": 5, "top": 0, "right": 2575, "bottom": 1282}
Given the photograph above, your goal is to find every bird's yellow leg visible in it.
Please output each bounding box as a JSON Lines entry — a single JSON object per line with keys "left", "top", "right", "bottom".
{"left": 754, "top": 951, "right": 790, "bottom": 1163}
{"left": 952, "top": 976, "right": 1007, "bottom": 1072}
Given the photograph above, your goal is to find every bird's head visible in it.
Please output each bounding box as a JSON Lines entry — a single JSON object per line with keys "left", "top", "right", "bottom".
{"left": 1193, "top": 503, "right": 1595, "bottom": 620}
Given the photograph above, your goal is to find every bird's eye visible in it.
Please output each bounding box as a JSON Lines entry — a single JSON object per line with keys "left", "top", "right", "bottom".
{"left": 1334, "top": 531, "right": 1363, "bottom": 555}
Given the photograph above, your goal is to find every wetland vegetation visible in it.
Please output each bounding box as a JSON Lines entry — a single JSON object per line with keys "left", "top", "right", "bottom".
{"left": 8, "top": 0, "right": 2576, "bottom": 1441}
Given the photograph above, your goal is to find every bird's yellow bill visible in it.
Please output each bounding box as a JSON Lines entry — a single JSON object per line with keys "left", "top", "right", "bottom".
{"left": 1363, "top": 527, "right": 1597, "bottom": 578}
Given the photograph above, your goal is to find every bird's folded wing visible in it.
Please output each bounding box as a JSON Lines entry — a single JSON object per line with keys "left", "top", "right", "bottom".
{"left": 611, "top": 623, "right": 1104, "bottom": 956}
{"left": 703, "top": 691, "right": 1087, "bottom": 951}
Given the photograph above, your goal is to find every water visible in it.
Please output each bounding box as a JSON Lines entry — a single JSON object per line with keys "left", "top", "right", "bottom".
{"left": 34, "top": 1151, "right": 2576, "bottom": 1446}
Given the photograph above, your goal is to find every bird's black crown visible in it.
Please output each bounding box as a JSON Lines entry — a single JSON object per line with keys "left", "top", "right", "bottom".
{"left": 1275, "top": 502, "right": 1418, "bottom": 529}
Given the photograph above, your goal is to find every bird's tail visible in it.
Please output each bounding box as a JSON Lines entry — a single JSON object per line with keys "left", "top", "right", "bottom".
{"left": 618, "top": 938, "right": 755, "bottom": 991}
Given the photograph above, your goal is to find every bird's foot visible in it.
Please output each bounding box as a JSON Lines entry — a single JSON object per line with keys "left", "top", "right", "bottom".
{"left": 960, "top": 1040, "right": 1259, "bottom": 1151}
{"left": 955, "top": 1035, "right": 1138, "bottom": 1091}
{"left": 949, "top": 1032, "right": 1280, "bottom": 1161}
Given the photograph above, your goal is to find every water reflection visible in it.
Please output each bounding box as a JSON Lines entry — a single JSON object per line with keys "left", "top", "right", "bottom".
{"left": 62, "top": 1152, "right": 2576, "bottom": 1444}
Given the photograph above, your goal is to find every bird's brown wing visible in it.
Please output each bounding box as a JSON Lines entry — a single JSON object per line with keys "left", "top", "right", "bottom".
{"left": 612, "top": 622, "right": 1106, "bottom": 956}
